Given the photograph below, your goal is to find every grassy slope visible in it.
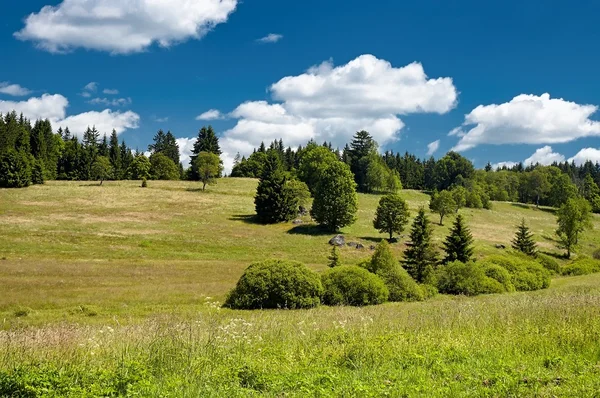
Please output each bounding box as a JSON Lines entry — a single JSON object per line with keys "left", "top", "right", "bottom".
{"left": 1, "top": 179, "right": 600, "bottom": 396}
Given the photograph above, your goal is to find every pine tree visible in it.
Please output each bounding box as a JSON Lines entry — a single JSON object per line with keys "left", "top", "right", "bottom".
{"left": 442, "top": 214, "right": 474, "bottom": 263}
{"left": 511, "top": 218, "right": 537, "bottom": 256}
{"left": 109, "top": 129, "right": 121, "bottom": 179}
{"left": 402, "top": 207, "right": 438, "bottom": 283}
{"left": 254, "top": 151, "right": 298, "bottom": 223}
{"left": 328, "top": 246, "right": 341, "bottom": 268}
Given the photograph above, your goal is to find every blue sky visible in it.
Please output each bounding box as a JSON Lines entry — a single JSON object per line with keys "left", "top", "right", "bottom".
{"left": 1, "top": 0, "right": 600, "bottom": 172}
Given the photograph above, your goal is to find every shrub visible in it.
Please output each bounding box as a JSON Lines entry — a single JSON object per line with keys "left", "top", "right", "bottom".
{"left": 562, "top": 257, "right": 600, "bottom": 276}
{"left": 480, "top": 253, "right": 550, "bottom": 291}
{"left": 141, "top": 178, "right": 147, "bottom": 188}
{"left": 364, "top": 241, "right": 425, "bottom": 302}
{"left": 322, "top": 266, "right": 389, "bottom": 306}
{"left": 12, "top": 306, "right": 32, "bottom": 318}
{"left": 536, "top": 254, "right": 561, "bottom": 274}
{"left": 482, "top": 263, "right": 516, "bottom": 292}
{"left": 224, "top": 259, "right": 323, "bottom": 309}
{"left": 436, "top": 261, "right": 505, "bottom": 296}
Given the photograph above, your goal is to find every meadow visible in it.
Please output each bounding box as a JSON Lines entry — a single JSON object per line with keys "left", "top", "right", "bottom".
{"left": 1, "top": 179, "right": 600, "bottom": 396}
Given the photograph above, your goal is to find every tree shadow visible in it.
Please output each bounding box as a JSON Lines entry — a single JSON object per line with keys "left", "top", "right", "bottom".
{"left": 541, "top": 234, "right": 559, "bottom": 243}
{"left": 359, "top": 236, "right": 385, "bottom": 243}
{"left": 228, "top": 214, "right": 263, "bottom": 225}
{"left": 510, "top": 203, "right": 556, "bottom": 214}
{"left": 186, "top": 188, "right": 205, "bottom": 192}
{"left": 511, "top": 203, "right": 531, "bottom": 210}
{"left": 79, "top": 183, "right": 102, "bottom": 187}
{"left": 539, "top": 250, "right": 567, "bottom": 260}
{"left": 287, "top": 224, "right": 332, "bottom": 236}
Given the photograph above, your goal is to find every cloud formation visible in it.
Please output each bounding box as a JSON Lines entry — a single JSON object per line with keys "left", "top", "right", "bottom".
{"left": 427, "top": 140, "right": 440, "bottom": 156}
{"left": 15, "top": 0, "right": 239, "bottom": 54}
{"left": 89, "top": 97, "right": 132, "bottom": 107}
{"left": 103, "top": 89, "right": 119, "bottom": 95}
{"left": 0, "top": 82, "right": 32, "bottom": 96}
{"left": 257, "top": 33, "right": 283, "bottom": 43}
{"left": 568, "top": 148, "right": 600, "bottom": 165}
{"left": 196, "top": 109, "right": 224, "bottom": 120}
{"left": 450, "top": 93, "right": 600, "bottom": 151}
{"left": 524, "top": 146, "right": 565, "bottom": 166}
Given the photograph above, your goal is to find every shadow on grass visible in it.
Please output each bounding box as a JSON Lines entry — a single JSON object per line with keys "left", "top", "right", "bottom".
{"left": 511, "top": 203, "right": 557, "bottom": 214}
{"left": 539, "top": 250, "right": 568, "bottom": 260}
{"left": 228, "top": 214, "right": 263, "bottom": 225}
{"left": 359, "top": 236, "right": 385, "bottom": 243}
{"left": 541, "top": 234, "right": 559, "bottom": 243}
{"left": 79, "top": 183, "right": 102, "bottom": 187}
{"left": 186, "top": 188, "right": 208, "bottom": 193}
{"left": 287, "top": 224, "right": 332, "bottom": 236}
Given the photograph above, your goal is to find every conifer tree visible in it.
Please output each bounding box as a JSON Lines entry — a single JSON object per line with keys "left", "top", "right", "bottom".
{"left": 511, "top": 218, "right": 537, "bottom": 256}
{"left": 190, "top": 126, "right": 221, "bottom": 180}
{"left": 109, "top": 129, "right": 121, "bottom": 179}
{"left": 255, "top": 151, "right": 298, "bottom": 223}
{"left": 442, "top": 214, "right": 474, "bottom": 263}
{"left": 328, "top": 246, "right": 341, "bottom": 268}
{"left": 403, "top": 207, "right": 438, "bottom": 282}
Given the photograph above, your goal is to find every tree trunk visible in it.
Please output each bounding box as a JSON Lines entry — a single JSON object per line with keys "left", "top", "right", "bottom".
{"left": 100, "top": 179, "right": 103, "bottom": 186}
{"left": 202, "top": 182, "right": 206, "bottom": 191}
{"left": 439, "top": 214, "right": 444, "bottom": 226}
{"left": 389, "top": 231, "right": 393, "bottom": 240}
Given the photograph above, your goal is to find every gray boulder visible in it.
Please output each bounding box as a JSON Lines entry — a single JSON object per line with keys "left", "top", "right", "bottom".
{"left": 292, "top": 219, "right": 303, "bottom": 225}
{"left": 347, "top": 242, "right": 358, "bottom": 248}
{"left": 494, "top": 244, "right": 506, "bottom": 249}
{"left": 356, "top": 243, "right": 365, "bottom": 249}
{"left": 329, "top": 235, "right": 345, "bottom": 246}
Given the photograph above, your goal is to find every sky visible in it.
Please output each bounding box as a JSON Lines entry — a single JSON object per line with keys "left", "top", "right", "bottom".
{"left": 1, "top": 0, "right": 600, "bottom": 173}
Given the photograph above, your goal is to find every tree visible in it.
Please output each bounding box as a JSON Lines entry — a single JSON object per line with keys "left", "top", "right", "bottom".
{"left": 91, "top": 156, "right": 112, "bottom": 185}
{"left": 430, "top": 190, "right": 456, "bottom": 225}
{"left": 194, "top": 151, "right": 222, "bottom": 191}
{"left": 373, "top": 194, "right": 410, "bottom": 240}
{"left": 433, "top": 152, "right": 474, "bottom": 191}
{"left": 451, "top": 186, "right": 467, "bottom": 213}
{"left": 190, "top": 126, "right": 221, "bottom": 180}
{"left": 527, "top": 168, "right": 550, "bottom": 207}
{"left": 255, "top": 152, "right": 298, "bottom": 223}
{"left": 582, "top": 173, "right": 600, "bottom": 213}
{"left": 402, "top": 207, "right": 438, "bottom": 283}
{"left": 442, "top": 214, "right": 474, "bottom": 264}
{"left": 349, "top": 130, "right": 377, "bottom": 191}
{"left": 297, "top": 146, "right": 338, "bottom": 193}
{"left": 148, "top": 130, "right": 180, "bottom": 165}
{"left": 0, "top": 150, "right": 31, "bottom": 188}
{"left": 511, "top": 218, "right": 537, "bottom": 256}
{"left": 556, "top": 197, "right": 592, "bottom": 258}
{"left": 311, "top": 161, "right": 358, "bottom": 231}
{"left": 549, "top": 173, "right": 577, "bottom": 207}
{"left": 108, "top": 129, "right": 121, "bottom": 178}
{"left": 328, "top": 246, "right": 341, "bottom": 268}
{"left": 149, "top": 153, "right": 180, "bottom": 180}
{"left": 128, "top": 154, "right": 151, "bottom": 180}
{"left": 285, "top": 179, "right": 311, "bottom": 210}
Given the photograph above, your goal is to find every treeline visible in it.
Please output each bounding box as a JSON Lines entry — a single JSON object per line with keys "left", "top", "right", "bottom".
{"left": 0, "top": 111, "right": 223, "bottom": 188}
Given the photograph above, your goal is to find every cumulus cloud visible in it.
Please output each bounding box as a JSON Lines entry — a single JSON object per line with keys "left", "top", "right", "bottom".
{"left": 84, "top": 82, "right": 98, "bottom": 92}
{"left": 153, "top": 116, "right": 169, "bottom": 123}
{"left": 103, "top": 88, "right": 119, "bottom": 95}
{"left": 0, "top": 93, "right": 139, "bottom": 136}
{"left": 0, "top": 82, "right": 32, "bottom": 96}
{"left": 208, "top": 54, "right": 457, "bottom": 174}
{"left": 196, "top": 109, "right": 224, "bottom": 120}
{"left": 257, "top": 33, "right": 283, "bottom": 43}
{"left": 568, "top": 148, "right": 600, "bottom": 165}
{"left": 176, "top": 138, "right": 196, "bottom": 168}
{"left": 450, "top": 93, "right": 600, "bottom": 151}
{"left": 491, "top": 161, "right": 518, "bottom": 170}
{"left": 427, "top": 140, "right": 440, "bottom": 156}
{"left": 524, "top": 146, "right": 565, "bottom": 166}
{"left": 89, "top": 97, "right": 132, "bottom": 107}
{"left": 15, "top": 0, "right": 239, "bottom": 54}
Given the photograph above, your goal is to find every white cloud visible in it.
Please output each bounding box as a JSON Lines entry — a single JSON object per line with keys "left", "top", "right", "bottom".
{"left": 176, "top": 138, "right": 196, "bottom": 168}
{"left": 524, "top": 146, "right": 565, "bottom": 166}
{"left": 196, "top": 109, "right": 224, "bottom": 120}
{"left": 0, "top": 93, "right": 139, "bottom": 136}
{"left": 215, "top": 54, "right": 457, "bottom": 174}
{"left": 427, "top": 140, "right": 440, "bottom": 156}
{"left": 257, "top": 33, "right": 283, "bottom": 43}
{"left": 84, "top": 82, "right": 98, "bottom": 92}
{"left": 89, "top": 97, "right": 132, "bottom": 107}
{"left": 153, "top": 116, "right": 169, "bottom": 123}
{"left": 451, "top": 93, "right": 600, "bottom": 151}
{"left": 491, "top": 161, "right": 518, "bottom": 170}
{"left": 81, "top": 92, "right": 92, "bottom": 98}
{"left": 568, "top": 148, "right": 600, "bottom": 165}
{"left": 15, "top": 0, "right": 239, "bottom": 54}
{"left": 0, "top": 82, "right": 32, "bottom": 96}
{"left": 103, "top": 89, "right": 119, "bottom": 95}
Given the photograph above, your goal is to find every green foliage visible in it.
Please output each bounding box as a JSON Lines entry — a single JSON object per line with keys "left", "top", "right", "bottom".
{"left": 128, "top": 154, "right": 151, "bottom": 180}
{"left": 562, "top": 257, "right": 600, "bottom": 276}
{"left": 433, "top": 152, "right": 475, "bottom": 191}
{"left": 436, "top": 261, "right": 506, "bottom": 296}
{"left": 0, "top": 150, "right": 31, "bottom": 188}
{"left": 465, "top": 190, "right": 483, "bottom": 209}
{"left": 149, "top": 153, "right": 180, "bottom": 180}
{"left": 322, "top": 266, "right": 389, "bottom": 306}
{"left": 482, "top": 263, "right": 516, "bottom": 292}
{"left": 593, "top": 248, "right": 600, "bottom": 260}
{"left": 480, "top": 253, "right": 550, "bottom": 291}
{"left": 31, "top": 158, "right": 45, "bottom": 185}
{"left": 365, "top": 241, "right": 426, "bottom": 302}
{"left": 224, "top": 259, "right": 323, "bottom": 309}
{"left": 373, "top": 194, "right": 410, "bottom": 239}
{"left": 429, "top": 190, "right": 455, "bottom": 225}
{"left": 511, "top": 218, "right": 537, "bottom": 256}
{"left": 311, "top": 161, "right": 358, "bottom": 231}
{"left": 556, "top": 197, "right": 593, "bottom": 258}
{"left": 402, "top": 207, "right": 438, "bottom": 283}
{"left": 194, "top": 151, "right": 222, "bottom": 191}
{"left": 285, "top": 179, "right": 311, "bottom": 209}
{"left": 255, "top": 152, "right": 298, "bottom": 224}
{"left": 451, "top": 186, "right": 467, "bottom": 212}
{"left": 297, "top": 146, "right": 338, "bottom": 193}
{"left": 536, "top": 253, "right": 560, "bottom": 274}
{"left": 91, "top": 156, "right": 112, "bottom": 185}
{"left": 442, "top": 215, "right": 474, "bottom": 264}
{"left": 148, "top": 129, "right": 180, "bottom": 165}
{"left": 328, "top": 246, "right": 341, "bottom": 268}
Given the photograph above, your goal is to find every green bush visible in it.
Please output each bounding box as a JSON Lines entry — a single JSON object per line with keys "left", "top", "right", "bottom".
{"left": 480, "top": 253, "right": 551, "bottom": 291}
{"left": 224, "top": 259, "right": 323, "bottom": 309}
{"left": 482, "top": 263, "right": 515, "bottom": 292}
{"left": 322, "top": 266, "right": 389, "bottom": 306}
{"left": 562, "top": 257, "right": 600, "bottom": 276}
{"left": 363, "top": 241, "right": 425, "bottom": 302}
{"left": 436, "top": 261, "right": 505, "bottom": 296}
{"left": 536, "top": 254, "right": 561, "bottom": 274}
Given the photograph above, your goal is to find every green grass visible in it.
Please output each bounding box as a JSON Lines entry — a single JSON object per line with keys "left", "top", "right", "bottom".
{"left": 1, "top": 179, "right": 600, "bottom": 396}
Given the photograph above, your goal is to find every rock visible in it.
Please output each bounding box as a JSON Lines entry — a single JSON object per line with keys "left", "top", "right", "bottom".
{"left": 347, "top": 242, "right": 358, "bottom": 248}
{"left": 329, "top": 235, "right": 345, "bottom": 246}
{"left": 495, "top": 244, "right": 506, "bottom": 249}
{"left": 369, "top": 245, "right": 376, "bottom": 250}
{"left": 356, "top": 243, "right": 365, "bottom": 249}
{"left": 292, "top": 219, "right": 303, "bottom": 225}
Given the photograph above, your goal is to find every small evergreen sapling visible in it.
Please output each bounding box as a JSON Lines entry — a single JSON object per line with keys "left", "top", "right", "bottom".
{"left": 403, "top": 207, "right": 438, "bottom": 283}
{"left": 511, "top": 218, "right": 537, "bottom": 256}
{"left": 328, "top": 246, "right": 341, "bottom": 268}
{"left": 442, "top": 214, "right": 474, "bottom": 264}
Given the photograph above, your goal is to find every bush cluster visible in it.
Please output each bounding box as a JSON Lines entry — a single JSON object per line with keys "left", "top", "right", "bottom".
{"left": 480, "top": 253, "right": 551, "bottom": 291}
{"left": 562, "top": 257, "right": 600, "bottom": 276}
{"left": 536, "top": 254, "right": 561, "bottom": 274}
{"left": 436, "top": 261, "right": 508, "bottom": 296}
{"left": 321, "top": 266, "right": 389, "bottom": 306}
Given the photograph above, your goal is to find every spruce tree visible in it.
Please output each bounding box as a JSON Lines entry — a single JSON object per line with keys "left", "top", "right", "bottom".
{"left": 442, "top": 214, "right": 474, "bottom": 263}
{"left": 328, "top": 246, "right": 341, "bottom": 268}
{"left": 511, "top": 218, "right": 537, "bottom": 256}
{"left": 403, "top": 207, "right": 438, "bottom": 282}
{"left": 109, "top": 129, "right": 121, "bottom": 178}
{"left": 254, "top": 151, "right": 298, "bottom": 224}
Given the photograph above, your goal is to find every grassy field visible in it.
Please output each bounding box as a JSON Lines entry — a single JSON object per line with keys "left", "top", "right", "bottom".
{"left": 1, "top": 179, "right": 600, "bottom": 396}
